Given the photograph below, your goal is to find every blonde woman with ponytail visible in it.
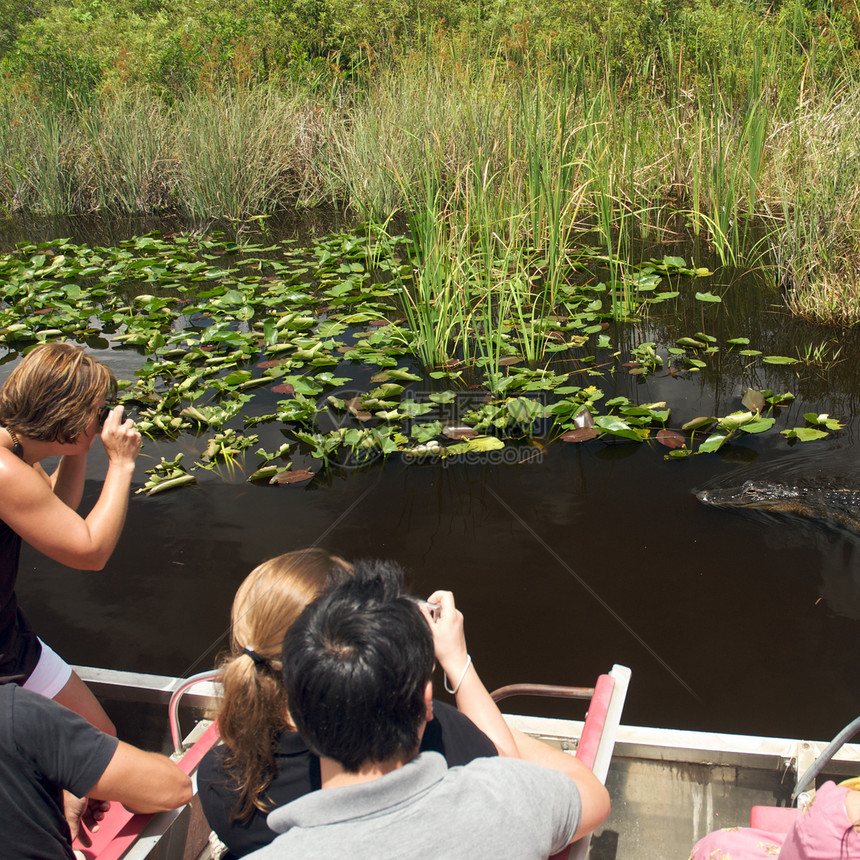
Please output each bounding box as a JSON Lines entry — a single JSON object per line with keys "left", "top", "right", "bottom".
{"left": 198, "top": 549, "right": 503, "bottom": 858}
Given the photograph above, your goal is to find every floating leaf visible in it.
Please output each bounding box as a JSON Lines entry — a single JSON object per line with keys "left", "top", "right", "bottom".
{"left": 762, "top": 355, "right": 797, "bottom": 365}
{"left": 561, "top": 427, "right": 599, "bottom": 443}
{"left": 271, "top": 468, "right": 315, "bottom": 484}
{"left": 741, "top": 389, "right": 766, "bottom": 413}
{"left": 272, "top": 383, "right": 295, "bottom": 395}
{"left": 666, "top": 448, "right": 692, "bottom": 459}
{"left": 145, "top": 474, "right": 197, "bottom": 495}
{"left": 656, "top": 429, "right": 686, "bottom": 449}
{"left": 740, "top": 417, "right": 775, "bottom": 434}
{"left": 593, "top": 415, "right": 644, "bottom": 442}
{"left": 346, "top": 398, "right": 373, "bottom": 421}
{"left": 465, "top": 435, "right": 505, "bottom": 452}
{"left": 697, "top": 431, "right": 729, "bottom": 453}
{"left": 442, "top": 426, "right": 478, "bottom": 440}
{"left": 694, "top": 292, "right": 722, "bottom": 303}
{"left": 803, "top": 413, "right": 844, "bottom": 430}
{"left": 781, "top": 427, "right": 828, "bottom": 442}
{"left": 726, "top": 337, "right": 750, "bottom": 346}
{"left": 677, "top": 337, "right": 707, "bottom": 348}
{"left": 573, "top": 409, "right": 595, "bottom": 429}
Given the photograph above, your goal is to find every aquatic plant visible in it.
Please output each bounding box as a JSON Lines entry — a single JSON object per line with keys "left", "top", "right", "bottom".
{"left": 0, "top": 228, "right": 842, "bottom": 489}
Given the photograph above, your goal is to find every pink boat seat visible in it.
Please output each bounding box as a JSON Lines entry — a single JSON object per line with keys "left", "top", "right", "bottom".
{"left": 72, "top": 719, "right": 221, "bottom": 860}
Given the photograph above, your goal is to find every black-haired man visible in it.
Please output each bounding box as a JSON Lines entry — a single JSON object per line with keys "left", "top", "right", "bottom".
{"left": 246, "top": 560, "right": 610, "bottom": 859}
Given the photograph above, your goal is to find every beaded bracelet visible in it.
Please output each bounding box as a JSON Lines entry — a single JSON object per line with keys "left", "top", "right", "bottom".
{"left": 444, "top": 654, "right": 473, "bottom": 695}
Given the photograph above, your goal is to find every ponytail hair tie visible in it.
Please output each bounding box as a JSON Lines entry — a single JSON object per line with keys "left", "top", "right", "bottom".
{"left": 242, "top": 647, "right": 266, "bottom": 666}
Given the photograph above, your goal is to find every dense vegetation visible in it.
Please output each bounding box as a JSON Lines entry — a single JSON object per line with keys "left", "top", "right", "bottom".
{"left": 3, "top": 0, "right": 860, "bottom": 322}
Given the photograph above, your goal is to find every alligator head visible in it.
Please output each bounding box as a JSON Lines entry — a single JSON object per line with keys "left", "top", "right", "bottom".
{"left": 696, "top": 481, "right": 802, "bottom": 510}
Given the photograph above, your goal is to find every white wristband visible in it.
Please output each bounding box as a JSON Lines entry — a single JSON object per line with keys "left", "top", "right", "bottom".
{"left": 444, "top": 654, "right": 472, "bottom": 695}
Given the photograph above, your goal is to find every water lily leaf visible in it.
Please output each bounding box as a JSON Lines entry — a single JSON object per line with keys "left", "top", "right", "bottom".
{"left": 666, "top": 448, "right": 692, "bottom": 459}
{"left": 727, "top": 337, "right": 750, "bottom": 346}
{"left": 762, "top": 355, "right": 797, "bottom": 365}
{"left": 398, "top": 400, "right": 435, "bottom": 418}
{"left": 741, "top": 389, "right": 766, "bottom": 413}
{"left": 718, "top": 410, "right": 755, "bottom": 430}
{"left": 573, "top": 409, "right": 595, "bottom": 429}
{"left": 677, "top": 337, "right": 707, "bottom": 348}
{"left": 656, "top": 429, "right": 686, "bottom": 449}
{"left": 740, "top": 417, "right": 775, "bottom": 434}
{"left": 649, "top": 291, "right": 680, "bottom": 303}
{"left": 442, "top": 426, "right": 478, "bottom": 440}
{"left": 781, "top": 427, "right": 828, "bottom": 442}
{"left": 271, "top": 383, "right": 295, "bottom": 395}
{"left": 465, "top": 435, "right": 505, "bottom": 452}
{"left": 593, "top": 415, "right": 643, "bottom": 442}
{"left": 560, "top": 427, "right": 599, "bottom": 443}
{"left": 145, "top": 474, "right": 197, "bottom": 495}
{"left": 346, "top": 398, "right": 373, "bottom": 421}
{"left": 694, "top": 292, "right": 722, "bottom": 303}
{"left": 498, "top": 356, "right": 523, "bottom": 366}
{"left": 368, "top": 383, "right": 405, "bottom": 399}
{"left": 428, "top": 391, "right": 457, "bottom": 404}
{"left": 663, "top": 255, "right": 687, "bottom": 269}
{"left": 697, "top": 431, "right": 729, "bottom": 453}
{"left": 247, "top": 465, "right": 285, "bottom": 481}
{"left": 271, "top": 468, "right": 315, "bottom": 484}
{"left": 386, "top": 368, "right": 422, "bottom": 382}
{"left": 804, "top": 413, "right": 844, "bottom": 430}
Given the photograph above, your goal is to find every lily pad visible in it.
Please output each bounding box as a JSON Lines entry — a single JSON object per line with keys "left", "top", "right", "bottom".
{"left": 656, "top": 429, "right": 686, "bottom": 449}
{"left": 741, "top": 389, "right": 766, "bottom": 413}
{"left": 271, "top": 468, "right": 316, "bottom": 484}
{"left": 442, "top": 426, "right": 478, "bottom": 440}
{"left": 560, "top": 427, "right": 599, "bottom": 443}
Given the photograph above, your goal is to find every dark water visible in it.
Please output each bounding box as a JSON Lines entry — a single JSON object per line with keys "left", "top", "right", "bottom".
{"left": 4, "top": 216, "right": 860, "bottom": 742}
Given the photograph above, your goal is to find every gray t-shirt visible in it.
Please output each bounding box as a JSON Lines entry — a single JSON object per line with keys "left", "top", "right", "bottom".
{"left": 248, "top": 751, "right": 581, "bottom": 860}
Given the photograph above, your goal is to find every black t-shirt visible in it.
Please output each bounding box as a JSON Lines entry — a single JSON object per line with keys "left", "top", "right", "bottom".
{"left": 0, "top": 684, "right": 118, "bottom": 859}
{"left": 198, "top": 699, "right": 498, "bottom": 858}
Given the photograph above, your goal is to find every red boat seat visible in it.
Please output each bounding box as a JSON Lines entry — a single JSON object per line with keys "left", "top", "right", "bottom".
{"left": 750, "top": 804, "right": 800, "bottom": 833}
{"left": 492, "top": 664, "right": 631, "bottom": 860}
{"left": 72, "top": 719, "right": 220, "bottom": 860}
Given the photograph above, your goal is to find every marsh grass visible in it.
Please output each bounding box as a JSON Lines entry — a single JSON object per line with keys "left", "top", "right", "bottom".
{"left": 5, "top": 19, "right": 860, "bottom": 322}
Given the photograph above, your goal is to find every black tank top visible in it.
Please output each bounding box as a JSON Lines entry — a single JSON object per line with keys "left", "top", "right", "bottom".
{"left": 0, "top": 519, "right": 40, "bottom": 683}
{"left": 0, "top": 437, "right": 42, "bottom": 683}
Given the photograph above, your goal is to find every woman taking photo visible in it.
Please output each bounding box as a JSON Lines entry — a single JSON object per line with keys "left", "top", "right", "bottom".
{"left": 0, "top": 342, "right": 141, "bottom": 733}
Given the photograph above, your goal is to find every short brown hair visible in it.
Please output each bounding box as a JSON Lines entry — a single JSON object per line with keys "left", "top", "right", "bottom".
{"left": 0, "top": 343, "right": 117, "bottom": 443}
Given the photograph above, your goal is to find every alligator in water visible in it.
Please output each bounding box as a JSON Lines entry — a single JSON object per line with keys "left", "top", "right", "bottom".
{"left": 696, "top": 481, "right": 860, "bottom": 534}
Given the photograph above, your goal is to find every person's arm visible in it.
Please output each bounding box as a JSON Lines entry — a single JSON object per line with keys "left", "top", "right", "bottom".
{"left": 512, "top": 728, "right": 610, "bottom": 843}
{"left": 422, "top": 591, "right": 519, "bottom": 759}
{"left": 0, "top": 407, "right": 140, "bottom": 570}
{"left": 87, "top": 741, "right": 192, "bottom": 813}
{"left": 46, "top": 451, "right": 89, "bottom": 509}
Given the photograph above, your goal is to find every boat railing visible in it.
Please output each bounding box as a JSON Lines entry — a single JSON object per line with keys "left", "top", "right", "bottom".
{"left": 167, "top": 669, "right": 222, "bottom": 756}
